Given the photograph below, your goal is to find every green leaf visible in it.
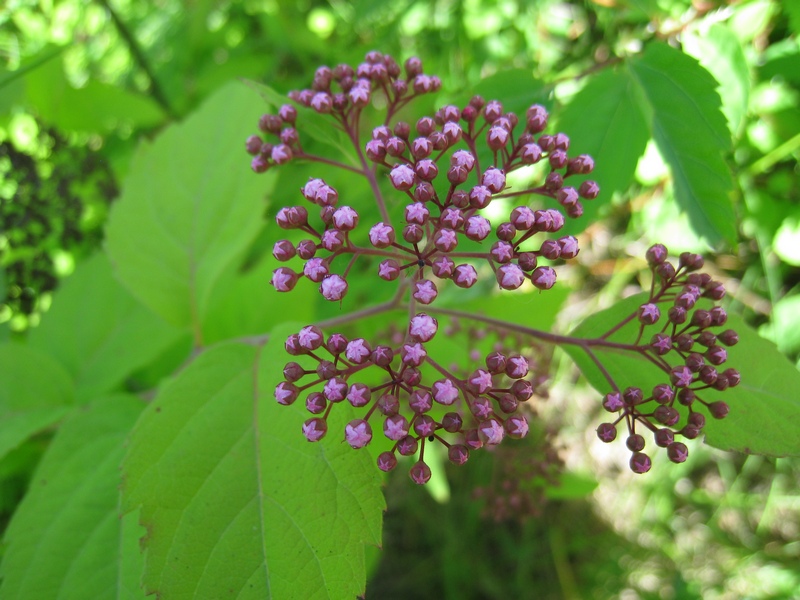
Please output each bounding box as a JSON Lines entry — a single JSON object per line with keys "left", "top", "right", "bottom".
{"left": 564, "top": 293, "right": 800, "bottom": 458}
{"left": 0, "top": 395, "right": 144, "bottom": 599}
{"left": 105, "top": 81, "right": 275, "bottom": 333}
{"left": 122, "top": 332, "right": 384, "bottom": 599}
{"left": 0, "top": 343, "right": 73, "bottom": 461}
{"left": 201, "top": 250, "right": 316, "bottom": 345}
{"left": 558, "top": 68, "right": 650, "bottom": 232}
{"left": 24, "top": 55, "right": 166, "bottom": 132}
{"left": 629, "top": 43, "right": 736, "bottom": 247}
{"left": 683, "top": 23, "right": 750, "bottom": 135}
{"left": 28, "top": 254, "right": 184, "bottom": 401}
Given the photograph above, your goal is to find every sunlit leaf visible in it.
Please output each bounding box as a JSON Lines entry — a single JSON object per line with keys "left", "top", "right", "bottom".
{"left": 0, "top": 395, "right": 144, "bottom": 599}
{"left": 122, "top": 332, "right": 384, "bottom": 599}
{"left": 28, "top": 254, "right": 184, "bottom": 401}
{"left": 683, "top": 23, "right": 750, "bottom": 135}
{"left": 0, "top": 343, "right": 73, "bottom": 461}
{"left": 629, "top": 43, "right": 736, "bottom": 246}
{"left": 105, "top": 82, "right": 275, "bottom": 333}
{"left": 564, "top": 293, "right": 800, "bottom": 458}
{"left": 558, "top": 68, "right": 650, "bottom": 232}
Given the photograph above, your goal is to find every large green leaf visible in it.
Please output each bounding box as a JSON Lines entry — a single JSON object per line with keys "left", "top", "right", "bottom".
{"left": 122, "top": 333, "right": 384, "bottom": 599}
{"left": 0, "top": 343, "right": 73, "bottom": 461}
{"left": 629, "top": 43, "right": 736, "bottom": 247}
{"left": 105, "top": 81, "right": 275, "bottom": 335}
{"left": 0, "top": 395, "right": 145, "bottom": 599}
{"left": 563, "top": 293, "right": 800, "bottom": 457}
{"left": 28, "top": 254, "right": 184, "bottom": 401}
{"left": 557, "top": 68, "right": 651, "bottom": 233}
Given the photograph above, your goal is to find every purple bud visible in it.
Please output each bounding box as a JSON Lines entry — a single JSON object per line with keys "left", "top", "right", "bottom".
{"left": 478, "top": 418, "right": 505, "bottom": 445}
{"left": 378, "top": 259, "right": 401, "bottom": 281}
{"left": 302, "top": 418, "right": 328, "bottom": 442}
{"left": 667, "top": 442, "right": 689, "bottom": 463}
{"left": 389, "top": 164, "right": 416, "bottom": 191}
{"left": 531, "top": 266, "right": 557, "bottom": 290}
{"left": 274, "top": 382, "right": 299, "bottom": 405}
{"left": 626, "top": 434, "right": 645, "bottom": 452}
{"left": 505, "top": 355, "right": 529, "bottom": 379}
{"left": 345, "top": 419, "right": 373, "bottom": 448}
{"left": 453, "top": 264, "right": 478, "bottom": 288}
{"left": 596, "top": 423, "right": 617, "bottom": 442}
{"left": 413, "top": 415, "right": 437, "bottom": 438}
{"left": 377, "top": 451, "right": 397, "bottom": 472}
{"left": 481, "top": 168, "right": 506, "bottom": 193}
{"left": 638, "top": 303, "right": 661, "bottom": 325}
{"left": 708, "top": 401, "right": 730, "bottom": 419}
{"left": 409, "top": 461, "right": 432, "bottom": 485}
{"left": 271, "top": 267, "right": 298, "bottom": 292}
{"left": 306, "top": 392, "right": 326, "bottom": 414}
{"left": 652, "top": 384, "right": 675, "bottom": 404}
{"left": 646, "top": 244, "right": 668, "bottom": 265}
{"left": 448, "top": 444, "right": 469, "bottom": 466}
{"left": 629, "top": 452, "right": 652, "bottom": 474}
{"left": 397, "top": 435, "right": 419, "bottom": 456}
{"left": 505, "top": 415, "right": 529, "bottom": 439}
{"left": 369, "top": 222, "right": 395, "bottom": 248}
{"left": 496, "top": 263, "right": 526, "bottom": 290}
{"left": 655, "top": 428, "right": 675, "bottom": 447}
{"left": 303, "top": 258, "right": 329, "bottom": 283}
{"left": 432, "top": 379, "right": 460, "bottom": 405}
{"left": 409, "top": 313, "right": 438, "bottom": 342}
{"left": 320, "top": 274, "right": 348, "bottom": 301}
{"left": 578, "top": 180, "right": 600, "bottom": 199}
{"left": 602, "top": 392, "right": 624, "bottom": 412}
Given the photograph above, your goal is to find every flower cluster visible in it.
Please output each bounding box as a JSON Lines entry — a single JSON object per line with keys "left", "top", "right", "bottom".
{"left": 596, "top": 245, "right": 739, "bottom": 473}
{"left": 275, "top": 315, "right": 541, "bottom": 483}
{"left": 247, "top": 51, "right": 739, "bottom": 486}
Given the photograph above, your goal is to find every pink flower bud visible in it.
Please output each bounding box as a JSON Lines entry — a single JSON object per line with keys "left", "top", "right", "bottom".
{"left": 344, "top": 419, "right": 372, "bottom": 449}
{"left": 302, "top": 418, "right": 327, "bottom": 442}
{"left": 320, "top": 274, "right": 348, "bottom": 301}
{"left": 271, "top": 267, "right": 298, "bottom": 291}
{"left": 531, "top": 266, "right": 557, "bottom": 290}
{"left": 496, "top": 263, "right": 525, "bottom": 290}
{"left": 369, "top": 222, "right": 395, "bottom": 248}
{"left": 378, "top": 259, "right": 400, "bottom": 281}
{"left": 332, "top": 206, "right": 359, "bottom": 230}
{"left": 390, "top": 164, "right": 416, "bottom": 191}
{"left": 478, "top": 418, "right": 505, "bottom": 445}
{"left": 433, "top": 379, "right": 459, "bottom": 405}
{"left": 409, "top": 313, "right": 438, "bottom": 342}
{"left": 383, "top": 415, "right": 409, "bottom": 441}
{"left": 453, "top": 264, "right": 478, "bottom": 288}
{"left": 405, "top": 202, "right": 429, "bottom": 224}
{"left": 464, "top": 215, "right": 491, "bottom": 241}
{"left": 345, "top": 338, "right": 372, "bottom": 364}
{"left": 433, "top": 228, "right": 458, "bottom": 252}
{"left": 413, "top": 279, "right": 438, "bottom": 304}
{"left": 481, "top": 167, "right": 506, "bottom": 193}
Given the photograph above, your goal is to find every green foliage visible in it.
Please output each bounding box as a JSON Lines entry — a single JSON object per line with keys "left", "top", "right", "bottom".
{"left": 628, "top": 43, "right": 737, "bottom": 247}
{"left": 0, "top": 395, "right": 143, "bottom": 599}
{"left": 105, "top": 82, "right": 274, "bottom": 334}
{"left": 1, "top": 1, "right": 800, "bottom": 598}
{"left": 122, "top": 336, "right": 384, "bottom": 599}
{"left": 565, "top": 293, "right": 800, "bottom": 457}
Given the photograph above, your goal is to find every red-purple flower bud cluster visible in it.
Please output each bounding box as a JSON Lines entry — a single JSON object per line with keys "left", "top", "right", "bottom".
{"left": 596, "top": 245, "right": 738, "bottom": 474}
{"left": 275, "top": 315, "right": 538, "bottom": 484}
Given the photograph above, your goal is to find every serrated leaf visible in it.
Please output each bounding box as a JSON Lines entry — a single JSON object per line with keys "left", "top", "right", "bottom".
{"left": 0, "top": 395, "right": 144, "bottom": 599}
{"left": 558, "top": 68, "right": 650, "bottom": 232}
{"left": 122, "top": 332, "right": 384, "bottom": 599}
{"left": 28, "top": 254, "right": 184, "bottom": 401}
{"left": 563, "top": 293, "right": 800, "bottom": 458}
{"left": 629, "top": 43, "right": 736, "bottom": 246}
{"left": 0, "top": 343, "right": 73, "bottom": 461}
{"left": 105, "top": 82, "right": 275, "bottom": 333}
{"left": 683, "top": 23, "right": 750, "bottom": 135}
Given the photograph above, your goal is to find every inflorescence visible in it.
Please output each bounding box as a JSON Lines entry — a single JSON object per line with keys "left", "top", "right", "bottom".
{"left": 246, "top": 51, "right": 736, "bottom": 482}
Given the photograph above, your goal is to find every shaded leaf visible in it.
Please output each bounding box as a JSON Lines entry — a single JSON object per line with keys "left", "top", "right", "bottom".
{"left": 0, "top": 343, "right": 73, "bottom": 461}
{"left": 0, "top": 395, "right": 144, "bottom": 599}
{"left": 122, "top": 333, "right": 384, "bottom": 599}
{"left": 629, "top": 43, "right": 736, "bottom": 246}
{"left": 564, "top": 293, "right": 800, "bottom": 458}
{"left": 28, "top": 254, "right": 184, "bottom": 401}
{"left": 105, "top": 81, "right": 275, "bottom": 333}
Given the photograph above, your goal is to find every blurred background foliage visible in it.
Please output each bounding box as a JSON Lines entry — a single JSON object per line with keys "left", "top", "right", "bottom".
{"left": 1, "top": 0, "right": 799, "bottom": 598}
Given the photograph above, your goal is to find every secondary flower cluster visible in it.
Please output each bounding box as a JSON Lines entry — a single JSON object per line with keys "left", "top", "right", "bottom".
{"left": 274, "top": 315, "right": 536, "bottom": 484}
{"left": 596, "top": 245, "right": 739, "bottom": 473}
